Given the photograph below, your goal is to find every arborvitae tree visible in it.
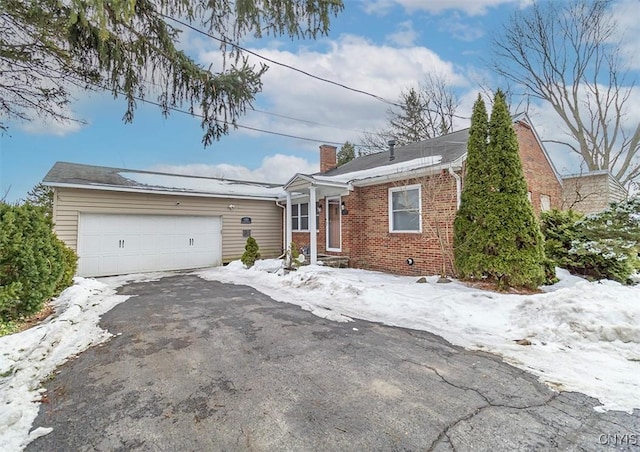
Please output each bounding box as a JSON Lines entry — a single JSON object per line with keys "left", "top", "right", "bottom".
{"left": 453, "top": 94, "right": 490, "bottom": 277}
{"left": 454, "top": 91, "right": 545, "bottom": 289}
{"left": 241, "top": 236, "right": 261, "bottom": 268}
{"left": 337, "top": 141, "right": 356, "bottom": 166}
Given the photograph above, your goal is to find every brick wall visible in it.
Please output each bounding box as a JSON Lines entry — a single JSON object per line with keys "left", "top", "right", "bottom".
{"left": 288, "top": 123, "right": 562, "bottom": 276}
{"left": 514, "top": 121, "right": 563, "bottom": 214}
{"left": 340, "top": 173, "right": 458, "bottom": 276}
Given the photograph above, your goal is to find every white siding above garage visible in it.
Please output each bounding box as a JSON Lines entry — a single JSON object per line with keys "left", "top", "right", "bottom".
{"left": 78, "top": 214, "right": 222, "bottom": 277}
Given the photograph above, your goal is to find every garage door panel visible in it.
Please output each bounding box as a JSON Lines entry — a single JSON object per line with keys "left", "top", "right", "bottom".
{"left": 78, "top": 214, "right": 222, "bottom": 277}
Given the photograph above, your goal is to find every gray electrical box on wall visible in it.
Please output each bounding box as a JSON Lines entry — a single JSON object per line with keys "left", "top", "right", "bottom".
{"left": 242, "top": 229, "right": 251, "bottom": 238}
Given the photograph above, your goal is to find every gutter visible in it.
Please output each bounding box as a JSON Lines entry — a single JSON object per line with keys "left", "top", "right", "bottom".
{"left": 448, "top": 166, "right": 462, "bottom": 208}
{"left": 350, "top": 156, "right": 465, "bottom": 188}
{"left": 275, "top": 200, "right": 286, "bottom": 258}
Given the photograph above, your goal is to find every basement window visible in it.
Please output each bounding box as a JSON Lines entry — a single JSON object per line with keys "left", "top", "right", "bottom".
{"left": 389, "top": 184, "right": 422, "bottom": 233}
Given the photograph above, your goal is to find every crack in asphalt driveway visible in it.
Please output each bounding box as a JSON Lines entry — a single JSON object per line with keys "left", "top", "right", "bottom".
{"left": 27, "top": 274, "right": 640, "bottom": 451}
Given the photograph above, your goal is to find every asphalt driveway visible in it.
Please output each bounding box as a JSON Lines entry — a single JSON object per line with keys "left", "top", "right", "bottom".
{"left": 27, "top": 274, "right": 639, "bottom": 451}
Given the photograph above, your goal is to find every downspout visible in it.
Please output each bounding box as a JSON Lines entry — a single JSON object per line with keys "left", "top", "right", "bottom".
{"left": 275, "top": 201, "right": 286, "bottom": 258}
{"left": 448, "top": 167, "right": 462, "bottom": 208}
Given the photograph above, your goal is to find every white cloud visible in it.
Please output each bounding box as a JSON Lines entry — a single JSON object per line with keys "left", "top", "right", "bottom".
{"left": 369, "top": 0, "right": 532, "bottom": 16}
{"left": 148, "top": 154, "right": 318, "bottom": 184}
{"left": 17, "top": 115, "right": 84, "bottom": 137}
{"left": 438, "top": 12, "right": 485, "bottom": 42}
{"left": 609, "top": 0, "right": 640, "bottom": 71}
{"left": 199, "top": 34, "right": 470, "bottom": 149}
{"left": 385, "top": 21, "right": 419, "bottom": 47}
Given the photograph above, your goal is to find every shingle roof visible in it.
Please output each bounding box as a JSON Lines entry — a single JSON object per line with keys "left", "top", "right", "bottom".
{"left": 321, "top": 128, "right": 470, "bottom": 178}
{"left": 43, "top": 162, "right": 284, "bottom": 198}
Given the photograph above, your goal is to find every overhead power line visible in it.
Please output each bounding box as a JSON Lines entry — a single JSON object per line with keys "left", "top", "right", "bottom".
{"left": 159, "top": 13, "right": 403, "bottom": 108}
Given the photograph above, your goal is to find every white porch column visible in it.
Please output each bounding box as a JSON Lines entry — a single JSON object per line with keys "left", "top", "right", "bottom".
{"left": 309, "top": 185, "right": 318, "bottom": 265}
{"left": 285, "top": 192, "right": 293, "bottom": 253}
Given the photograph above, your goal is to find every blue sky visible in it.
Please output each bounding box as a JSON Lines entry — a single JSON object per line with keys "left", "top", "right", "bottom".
{"left": 2, "top": 0, "right": 639, "bottom": 203}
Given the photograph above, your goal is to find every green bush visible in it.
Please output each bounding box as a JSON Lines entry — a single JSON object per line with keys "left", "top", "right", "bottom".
{"left": 541, "top": 199, "right": 640, "bottom": 283}
{"left": 240, "top": 236, "right": 260, "bottom": 268}
{"left": 55, "top": 242, "right": 78, "bottom": 296}
{"left": 0, "top": 203, "right": 77, "bottom": 321}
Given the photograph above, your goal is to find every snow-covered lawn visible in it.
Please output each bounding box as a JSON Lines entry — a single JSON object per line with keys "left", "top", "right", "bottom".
{"left": 0, "top": 263, "right": 638, "bottom": 451}
{"left": 197, "top": 261, "right": 640, "bottom": 415}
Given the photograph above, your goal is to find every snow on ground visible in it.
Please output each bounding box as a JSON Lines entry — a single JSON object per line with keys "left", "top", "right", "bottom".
{"left": 0, "top": 273, "right": 163, "bottom": 452}
{"left": 1, "top": 263, "right": 638, "bottom": 451}
{"left": 198, "top": 263, "right": 640, "bottom": 414}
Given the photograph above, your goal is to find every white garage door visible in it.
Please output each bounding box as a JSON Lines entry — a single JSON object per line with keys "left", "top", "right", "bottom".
{"left": 78, "top": 214, "right": 222, "bottom": 277}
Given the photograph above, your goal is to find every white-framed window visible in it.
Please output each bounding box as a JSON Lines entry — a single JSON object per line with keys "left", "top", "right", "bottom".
{"left": 389, "top": 184, "right": 422, "bottom": 233}
{"left": 291, "top": 203, "right": 320, "bottom": 232}
{"left": 540, "top": 194, "right": 551, "bottom": 212}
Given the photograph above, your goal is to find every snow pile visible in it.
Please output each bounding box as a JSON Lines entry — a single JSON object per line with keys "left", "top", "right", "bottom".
{"left": 0, "top": 276, "right": 139, "bottom": 451}
{"left": 313, "top": 155, "right": 443, "bottom": 184}
{"left": 198, "top": 261, "right": 640, "bottom": 413}
{"left": 120, "top": 172, "right": 284, "bottom": 198}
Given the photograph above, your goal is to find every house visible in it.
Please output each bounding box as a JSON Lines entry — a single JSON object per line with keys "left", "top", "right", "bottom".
{"left": 282, "top": 113, "right": 563, "bottom": 276}
{"left": 562, "top": 170, "right": 628, "bottom": 215}
{"left": 43, "top": 162, "right": 284, "bottom": 277}
{"left": 43, "top": 114, "right": 564, "bottom": 279}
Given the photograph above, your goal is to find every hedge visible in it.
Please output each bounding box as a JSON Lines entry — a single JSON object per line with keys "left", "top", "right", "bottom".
{"left": 0, "top": 203, "right": 77, "bottom": 321}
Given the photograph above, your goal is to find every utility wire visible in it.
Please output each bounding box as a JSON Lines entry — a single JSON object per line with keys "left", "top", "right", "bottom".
{"left": 159, "top": 13, "right": 404, "bottom": 108}
{"left": 129, "top": 93, "right": 349, "bottom": 146}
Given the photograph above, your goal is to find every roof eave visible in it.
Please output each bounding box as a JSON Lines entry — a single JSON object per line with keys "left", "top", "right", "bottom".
{"left": 350, "top": 158, "right": 465, "bottom": 188}
{"left": 44, "top": 181, "right": 283, "bottom": 201}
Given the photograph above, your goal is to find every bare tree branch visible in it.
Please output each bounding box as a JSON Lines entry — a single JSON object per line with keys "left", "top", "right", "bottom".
{"left": 490, "top": 0, "right": 639, "bottom": 186}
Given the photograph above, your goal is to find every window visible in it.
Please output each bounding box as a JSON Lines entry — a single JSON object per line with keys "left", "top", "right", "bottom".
{"left": 291, "top": 203, "right": 320, "bottom": 231}
{"left": 389, "top": 185, "right": 422, "bottom": 232}
{"left": 540, "top": 194, "right": 551, "bottom": 212}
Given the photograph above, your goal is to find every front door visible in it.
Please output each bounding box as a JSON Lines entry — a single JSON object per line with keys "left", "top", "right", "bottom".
{"left": 326, "top": 197, "right": 341, "bottom": 251}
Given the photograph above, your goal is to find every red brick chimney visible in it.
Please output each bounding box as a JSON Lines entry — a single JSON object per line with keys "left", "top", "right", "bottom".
{"left": 319, "top": 144, "right": 337, "bottom": 173}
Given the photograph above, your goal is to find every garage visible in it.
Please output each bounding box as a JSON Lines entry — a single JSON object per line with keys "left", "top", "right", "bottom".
{"left": 78, "top": 214, "right": 222, "bottom": 277}
{"left": 43, "top": 161, "right": 284, "bottom": 276}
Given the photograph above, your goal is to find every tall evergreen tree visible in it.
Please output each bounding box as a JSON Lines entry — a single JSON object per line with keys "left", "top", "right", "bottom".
{"left": 453, "top": 94, "right": 489, "bottom": 277}
{"left": 389, "top": 88, "right": 428, "bottom": 145}
{"left": 337, "top": 141, "right": 356, "bottom": 166}
{"left": 454, "top": 91, "right": 545, "bottom": 289}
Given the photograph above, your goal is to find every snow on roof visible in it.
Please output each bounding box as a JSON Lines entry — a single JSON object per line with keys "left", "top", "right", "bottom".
{"left": 117, "top": 172, "right": 285, "bottom": 198}
{"left": 313, "top": 155, "right": 443, "bottom": 184}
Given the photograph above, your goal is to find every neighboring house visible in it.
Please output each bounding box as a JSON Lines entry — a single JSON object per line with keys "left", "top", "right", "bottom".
{"left": 562, "top": 170, "right": 628, "bottom": 215}
{"left": 283, "top": 113, "right": 563, "bottom": 276}
{"left": 43, "top": 162, "right": 284, "bottom": 277}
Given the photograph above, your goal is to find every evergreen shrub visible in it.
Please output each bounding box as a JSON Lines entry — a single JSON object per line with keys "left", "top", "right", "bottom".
{"left": 241, "top": 236, "right": 260, "bottom": 268}
{"left": 541, "top": 199, "right": 640, "bottom": 283}
{"left": 0, "top": 203, "right": 77, "bottom": 321}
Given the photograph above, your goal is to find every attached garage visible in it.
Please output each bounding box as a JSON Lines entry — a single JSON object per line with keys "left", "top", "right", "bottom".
{"left": 78, "top": 214, "right": 222, "bottom": 277}
{"left": 44, "top": 162, "right": 284, "bottom": 277}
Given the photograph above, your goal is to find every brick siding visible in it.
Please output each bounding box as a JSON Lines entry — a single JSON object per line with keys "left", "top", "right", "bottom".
{"left": 514, "top": 121, "right": 563, "bottom": 214}
{"left": 294, "top": 124, "right": 562, "bottom": 276}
